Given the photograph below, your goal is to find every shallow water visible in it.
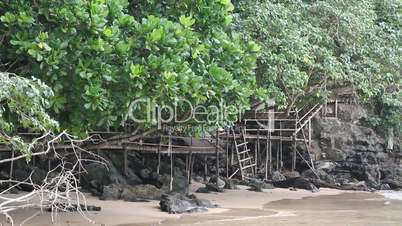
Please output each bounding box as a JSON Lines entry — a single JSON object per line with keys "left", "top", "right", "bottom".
{"left": 157, "top": 192, "right": 402, "bottom": 226}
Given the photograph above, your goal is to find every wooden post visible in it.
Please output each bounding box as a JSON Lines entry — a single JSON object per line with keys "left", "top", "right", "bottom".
{"left": 123, "top": 148, "right": 128, "bottom": 176}
{"left": 276, "top": 142, "right": 279, "bottom": 171}
{"left": 269, "top": 132, "right": 272, "bottom": 175}
{"left": 9, "top": 150, "right": 14, "bottom": 181}
{"left": 226, "top": 128, "right": 229, "bottom": 178}
{"left": 170, "top": 153, "right": 174, "bottom": 192}
{"left": 230, "top": 141, "right": 234, "bottom": 166}
{"left": 189, "top": 154, "right": 194, "bottom": 184}
{"left": 292, "top": 136, "right": 297, "bottom": 171}
{"left": 157, "top": 141, "right": 161, "bottom": 175}
{"left": 32, "top": 155, "right": 36, "bottom": 167}
{"left": 256, "top": 127, "right": 260, "bottom": 173}
{"left": 276, "top": 121, "right": 283, "bottom": 172}
{"left": 216, "top": 130, "right": 219, "bottom": 181}
{"left": 188, "top": 135, "right": 193, "bottom": 184}
{"left": 78, "top": 150, "right": 82, "bottom": 182}
{"left": 265, "top": 130, "right": 269, "bottom": 180}
{"left": 185, "top": 154, "right": 189, "bottom": 180}
{"left": 168, "top": 134, "right": 174, "bottom": 192}
{"left": 335, "top": 98, "right": 338, "bottom": 118}
{"left": 204, "top": 155, "right": 208, "bottom": 182}
{"left": 308, "top": 119, "right": 312, "bottom": 147}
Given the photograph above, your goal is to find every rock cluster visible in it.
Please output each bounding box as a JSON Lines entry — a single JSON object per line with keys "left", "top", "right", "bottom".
{"left": 80, "top": 153, "right": 189, "bottom": 201}
{"left": 300, "top": 103, "right": 402, "bottom": 191}
{"left": 159, "top": 193, "right": 219, "bottom": 214}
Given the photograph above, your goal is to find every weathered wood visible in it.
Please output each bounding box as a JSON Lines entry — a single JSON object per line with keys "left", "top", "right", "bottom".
{"left": 78, "top": 150, "right": 82, "bottom": 182}
{"left": 225, "top": 128, "right": 229, "bottom": 178}
{"left": 170, "top": 153, "right": 174, "bottom": 192}
{"left": 335, "top": 98, "right": 338, "bottom": 118}
{"left": 157, "top": 142, "right": 161, "bottom": 175}
{"left": 279, "top": 121, "right": 282, "bottom": 171}
{"left": 204, "top": 155, "right": 208, "bottom": 182}
{"left": 187, "top": 136, "right": 193, "bottom": 184}
{"left": 308, "top": 119, "right": 312, "bottom": 147}
{"left": 215, "top": 130, "right": 219, "bottom": 181}
{"left": 189, "top": 154, "right": 194, "bottom": 184}
{"left": 256, "top": 127, "right": 260, "bottom": 174}
{"left": 9, "top": 149, "right": 14, "bottom": 182}
{"left": 185, "top": 154, "right": 189, "bottom": 180}
{"left": 123, "top": 148, "right": 128, "bottom": 176}
{"left": 276, "top": 141, "right": 279, "bottom": 171}
{"left": 292, "top": 136, "right": 297, "bottom": 171}
{"left": 265, "top": 132, "right": 269, "bottom": 180}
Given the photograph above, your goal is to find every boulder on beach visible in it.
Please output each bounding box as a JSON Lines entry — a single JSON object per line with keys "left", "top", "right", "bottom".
{"left": 209, "top": 176, "right": 226, "bottom": 189}
{"left": 159, "top": 193, "right": 219, "bottom": 214}
{"left": 271, "top": 171, "right": 286, "bottom": 182}
{"left": 100, "top": 184, "right": 122, "bottom": 200}
{"left": 273, "top": 177, "right": 319, "bottom": 192}
{"left": 247, "top": 178, "right": 265, "bottom": 192}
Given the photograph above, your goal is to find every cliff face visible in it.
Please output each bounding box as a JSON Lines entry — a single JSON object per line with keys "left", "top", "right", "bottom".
{"left": 306, "top": 103, "right": 402, "bottom": 190}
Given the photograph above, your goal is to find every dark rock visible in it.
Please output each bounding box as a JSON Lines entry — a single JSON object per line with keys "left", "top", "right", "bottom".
{"left": 81, "top": 163, "right": 110, "bottom": 187}
{"left": 223, "top": 179, "right": 238, "bottom": 190}
{"left": 247, "top": 179, "right": 265, "bottom": 192}
{"left": 271, "top": 171, "right": 286, "bottom": 182}
{"left": 342, "top": 181, "right": 370, "bottom": 191}
{"left": 187, "top": 194, "right": 220, "bottom": 208}
{"left": 125, "top": 169, "right": 143, "bottom": 186}
{"left": 205, "top": 183, "right": 224, "bottom": 192}
{"left": 209, "top": 176, "right": 226, "bottom": 189}
{"left": 100, "top": 184, "right": 122, "bottom": 200}
{"left": 310, "top": 115, "right": 402, "bottom": 190}
{"left": 45, "top": 204, "right": 101, "bottom": 212}
{"left": 382, "top": 178, "right": 402, "bottom": 189}
{"left": 303, "top": 168, "right": 336, "bottom": 185}
{"left": 273, "top": 177, "right": 319, "bottom": 192}
{"left": 159, "top": 193, "right": 218, "bottom": 214}
{"left": 139, "top": 168, "right": 151, "bottom": 180}
{"left": 108, "top": 163, "right": 127, "bottom": 185}
{"left": 380, "top": 184, "right": 391, "bottom": 190}
{"left": 121, "top": 184, "right": 161, "bottom": 201}
{"left": 195, "top": 187, "right": 210, "bottom": 193}
{"left": 193, "top": 176, "right": 204, "bottom": 183}
{"left": 159, "top": 174, "right": 189, "bottom": 194}
{"left": 263, "top": 182, "right": 275, "bottom": 189}
{"left": 81, "top": 162, "right": 126, "bottom": 196}
{"left": 283, "top": 171, "right": 300, "bottom": 179}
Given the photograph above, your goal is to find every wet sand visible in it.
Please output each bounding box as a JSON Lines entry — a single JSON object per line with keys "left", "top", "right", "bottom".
{"left": 2, "top": 187, "right": 401, "bottom": 226}
{"left": 157, "top": 191, "right": 402, "bottom": 226}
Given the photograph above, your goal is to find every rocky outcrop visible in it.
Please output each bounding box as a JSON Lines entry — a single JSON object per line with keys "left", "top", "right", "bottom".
{"left": 303, "top": 103, "right": 402, "bottom": 191}
{"left": 273, "top": 177, "right": 319, "bottom": 192}
{"left": 271, "top": 171, "right": 286, "bottom": 182}
{"left": 81, "top": 153, "right": 189, "bottom": 201}
{"left": 159, "top": 193, "right": 219, "bottom": 214}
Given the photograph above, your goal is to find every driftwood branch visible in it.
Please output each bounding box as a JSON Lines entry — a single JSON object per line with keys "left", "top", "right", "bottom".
{"left": 0, "top": 131, "right": 106, "bottom": 226}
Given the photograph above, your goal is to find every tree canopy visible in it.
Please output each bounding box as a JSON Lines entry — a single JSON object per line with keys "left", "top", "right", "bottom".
{"left": 0, "top": 0, "right": 401, "bottom": 137}
{"left": 0, "top": 72, "right": 57, "bottom": 158}
{"left": 1, "top": 0, "right": 261, "bottom": 134}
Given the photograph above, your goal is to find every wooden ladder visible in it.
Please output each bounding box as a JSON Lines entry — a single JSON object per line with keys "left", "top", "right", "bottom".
{"left": 231, "top": 127, "right": 256, "bottom": 180}
{"left": 293, "top": 105, "right": 321, "bottom": 178}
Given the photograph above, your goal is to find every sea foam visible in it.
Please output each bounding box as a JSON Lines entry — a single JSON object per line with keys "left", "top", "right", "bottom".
{"left": 379, "top": 191, "right": 402, "bottom": 201}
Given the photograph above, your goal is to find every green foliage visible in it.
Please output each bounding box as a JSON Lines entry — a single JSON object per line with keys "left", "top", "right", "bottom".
{"left": 372, "top": 84, "right": 402, "bottom": 136}
{"left": 0, "top": 72, "right": 58, "bottom": 158}
{"left": 0, "top": 0, "right": 401, "bottom": 137}
{"left": 0, "top": 0, "right": 259, "bottom": 133}
{"left": 233, "top": 0, "right": 401, "bottom": 109}
{"left": 234, "top": 0, "right": 401, "bottom": 135}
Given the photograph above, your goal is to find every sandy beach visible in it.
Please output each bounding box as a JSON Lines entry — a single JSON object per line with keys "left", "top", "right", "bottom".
{"left": 2, "top": 185, "right": 402, "bottom": 226}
